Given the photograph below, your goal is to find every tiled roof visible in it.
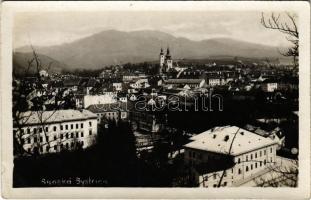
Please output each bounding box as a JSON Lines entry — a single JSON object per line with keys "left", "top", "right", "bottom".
{"left": 17, "top": 109, "right": 97, "bottom": 126}
{"left": 165, "top": 79, "right": 204, "bottom": 84}
{"left": 86, "top": 102, "right": 131, "bottom": 113}
{"left": 184, "top": 126, "right": 277, "bottom": 156}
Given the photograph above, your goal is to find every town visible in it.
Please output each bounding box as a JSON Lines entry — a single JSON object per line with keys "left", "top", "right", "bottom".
{"left": 13, "top": 46, "right": 298, "bottom": 187}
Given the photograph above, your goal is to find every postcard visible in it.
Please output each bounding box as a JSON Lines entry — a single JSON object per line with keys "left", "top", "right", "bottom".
{"left": 1, "top": 1, "right": 310, "bottom": 199}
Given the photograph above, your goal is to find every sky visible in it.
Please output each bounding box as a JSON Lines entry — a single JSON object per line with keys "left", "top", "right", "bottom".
{"left": 13, "top": 11, "right": 296, "bottom": 49}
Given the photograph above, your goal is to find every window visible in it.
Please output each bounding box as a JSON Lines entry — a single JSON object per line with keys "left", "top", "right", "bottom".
{"left": 81, "top": 123, "right": 83, "bottom": 128}
{"left": 66, "top": 125, "right": 68, "bottom": 130}
{"left": 81, "top": 141, "right": 84, "bottom": 147}
{"left": 246, "top": 155, "right": 248, "bottom": 161}
{"left": 66, "top": 143, "right": 69, "bottom": 149}
{"left": 71, "top": 142, "right": 74, "bottom": 147}
{"left": 27, "top": 128, "right": 30, "bottom": 134}
{"left": 46, "top": 136, "right": 49, "bottom": 142}
{"left": 246, "top": 166, "right": 249, "bottom": 172}
{"left": 251, "top": 154, "right": 253, "bottom": 160}
{"left": 223, "top": 182, "right": 227, "bottom": 186}
{"left": 53, "top": 126, "right": 56, "bottom": 131}
{"left": 238, "top": 158, "right": 241, "bottom": 164}
{"left": 76, "top": 124, "right": 78, "bottom": 129}
{"left": 264, "top": 150, "right": 266, "bottom": 155}
{"left": 54, "top": 146, "right": 57, "bottom": 150}
{"left": 33, "top": 128, "right": 37, "bottom": 134}
{"left": 60, "top": 125, "right": 63, "bottom": 130}
{"left": 255, "top": 163, "right": 257, "bottom": 168}
{"left": 255, "top": 153, "right": 257, "bottom": 158}
{"left": 264, "top": 160, "right": 266, "bottom": 165}
{"left": 46, "top": 146, "right": 49, "bottom": 152}
{"left": 89, "top": 130, "right": 92, "bottom": 135}
{"left": 71, "top": 124, "right": 73, "bottom": 129}
{"left": 66, "top": 133, "right": 69, "bottom": 139}
{"left": 251, "top": 164, "right": 253, "bottom": 170}
{"left": 45, "top": 127, "right": 48, "bottom": 132}
{"left": 89, "top": 121, "right": 92, "bottom": 127}
{"left": 40, "top": 137, "right": 43, "bottom": 142}
{"left": 270, "top": 147, "right": 272, "bottom": 153}
{"left": 71, "top": 133, "right": 74, "bottom": 138}
{"left": 34, "top": 137, "right": 37, "bottom": 143}
{"left": 213, "top": 173, "right": 217, "bottom": 179}
{"left": 81, "top": 132, "right": 84, "bottom": 137}
{"left": 60, "top": 144, "right": 63, "bottom": 149}
{"left": 27, "top": 138, "right": 31, "bottom": 144}
{"left": 238, "top": 169, "right": 241, "bottom": 174}
{"left": 270, "top": 157, "right": 273, "bottom": 162}
{"left": 260, "top": 161, "right": 262, "bottom": 167}
{"left": 39, "top": 128, "right": 42, "bottom": 133}
{"left": 260, "top": 151, "right": 262, "bottom": 157}
{"left": 60, "top": 134, "right": 63, "bottom": 139}
{"left": 76, "top": 132, "right": 79, "bottom": 138}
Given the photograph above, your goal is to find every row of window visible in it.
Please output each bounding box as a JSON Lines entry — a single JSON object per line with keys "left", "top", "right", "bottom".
{"left": 28, "top": 141, "right": 85, "bottom": 153}
{"left": 238, "top": 159, "right": 270, "bottom": 174}
{"left": 24, "top": 130, "right": 92, "bottom": 144}
{"left": 237, "top": 147, "right": 273, "bottom": 163}
{"left": 18, "top": 121, "right": 93, "bottom": 135}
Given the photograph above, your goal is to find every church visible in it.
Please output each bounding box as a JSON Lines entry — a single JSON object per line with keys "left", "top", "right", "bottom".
{"left": 159, "top": 47, "right": 173, "bottom": 74}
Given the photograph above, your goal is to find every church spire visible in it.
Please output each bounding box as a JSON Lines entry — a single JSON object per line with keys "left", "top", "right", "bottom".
{"left": 160, "top": 47, "right": 164, "bottom": 55}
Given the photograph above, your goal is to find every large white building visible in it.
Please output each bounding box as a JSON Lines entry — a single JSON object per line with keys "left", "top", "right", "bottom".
{"left": 83, "top": 93, "right": 117, "bottom": 108}
{"left": 13, "top": 109, "right": 98, "bottom": 155}
{"left": 183, "top": 125, "right": 278, "bottom": 187}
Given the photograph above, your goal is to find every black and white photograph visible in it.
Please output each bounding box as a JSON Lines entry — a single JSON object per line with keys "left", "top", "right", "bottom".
{"left": 1, "top": 1, "right": 310, "bottom": 199}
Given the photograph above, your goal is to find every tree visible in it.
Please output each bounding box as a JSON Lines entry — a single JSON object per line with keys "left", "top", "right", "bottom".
{"left": 261, "top": 12, "right": 299, "bottom": 68}
{"left": 13, "top": 46, "right": 73, "bottom": 156}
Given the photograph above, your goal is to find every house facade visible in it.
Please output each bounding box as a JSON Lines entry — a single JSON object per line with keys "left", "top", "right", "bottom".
{"left": 183, "top": 126, "right": 278, "bottom": 187}
{"left": 13, "top": 109, "right": 98, "bottom": 155}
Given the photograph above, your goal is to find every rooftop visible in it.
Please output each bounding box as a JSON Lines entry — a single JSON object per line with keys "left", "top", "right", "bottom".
{"left": 17, "top": 109, "right": 97, "bottom": 126}
{"left": 166, "top": 79, "right": 204, "bottom": 84}
{"left": 184, "top": 125, "right": 277, "bottom": 156}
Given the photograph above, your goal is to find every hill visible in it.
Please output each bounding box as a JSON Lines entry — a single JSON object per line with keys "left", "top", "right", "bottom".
{"left": 13, "top": 52, "right": 67, "bottom": 76}
{"left": 16, "top": 30, "right": 288, "bottom": 70}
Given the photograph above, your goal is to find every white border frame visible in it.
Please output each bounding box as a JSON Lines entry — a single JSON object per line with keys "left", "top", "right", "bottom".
{"left": 1, "top": 1, "right": 310, "bottom": 199}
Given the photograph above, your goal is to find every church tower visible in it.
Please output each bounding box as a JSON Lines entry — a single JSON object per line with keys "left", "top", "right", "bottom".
{"left": 159, "top": 48, "right": 165, "bottom": 74}
{"left": 165, "top": 47, "right": 173, "bottom": 70}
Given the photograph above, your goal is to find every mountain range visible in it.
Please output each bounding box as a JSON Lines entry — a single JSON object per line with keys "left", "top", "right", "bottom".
{"left": 15, "top": 30, "right": 288, "bottom": 71}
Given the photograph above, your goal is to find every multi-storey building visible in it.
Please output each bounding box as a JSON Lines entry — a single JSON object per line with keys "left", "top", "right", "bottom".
{"left": 159, "top": 48, "right": 173, "bottom": 74}
{"left": 183, "top": 125, "right": 278, "bottom": 187}
{"left": 13, "top": 109, "right": 97, "bottom": 155}
{"left": 86, "top": 102, "right": 129, "bottom": 123}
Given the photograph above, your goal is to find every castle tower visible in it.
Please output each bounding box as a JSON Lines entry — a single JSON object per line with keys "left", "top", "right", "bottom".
{"left": 159, "top": 48, "right": 165, "bottom": 74}
{"left": 165, "top": 47, "right": 173, "bottom": 70}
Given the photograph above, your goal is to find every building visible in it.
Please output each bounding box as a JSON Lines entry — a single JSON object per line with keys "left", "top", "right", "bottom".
{"left": 183, "top": 125, "right": 278, "bottom": 187}
{"left": 13, "top": 109, "right": 97, "bottom": 155}
{"left": 261, "top": 79, "right": 278, "bottom": 92}
{"left": 159, "top": 47, "right": 173, "bottom": 74}
{"left": 39, "top": 70, "right": 49, "bottom": 78}
{"left": 86, "top": 102, "right": 129, "bottom": 123}
{"left": 165, "top": 79, "right": 206, "bottom": 89}
{"left": 83, "top": 93, "right": 117, "bottom": 108}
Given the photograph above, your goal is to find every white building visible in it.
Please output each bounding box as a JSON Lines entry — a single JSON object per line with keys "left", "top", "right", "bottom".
{"left": 39, "top": 69, "right": 48, "bottom": 78}
{"left": 83, "top": 94, "right": 117, "bottom": 108}
{"left": 130, "top": 78, "right": 150, "bottom": 89}
{"left": 13, "top": 109, "right": 98, "bottom": 155}
{"left": 183, "top": 125, "right": 278, "bottom": 187}
{"left": 112, "top": 83, "right": 123, "bottom": 91}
